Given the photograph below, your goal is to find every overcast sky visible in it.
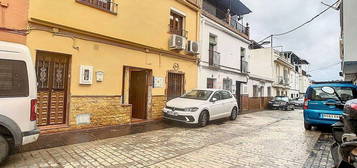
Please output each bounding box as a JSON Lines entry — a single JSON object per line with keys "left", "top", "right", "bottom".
{"left": 240, "top": 0, "right": 342, "bottom": 81}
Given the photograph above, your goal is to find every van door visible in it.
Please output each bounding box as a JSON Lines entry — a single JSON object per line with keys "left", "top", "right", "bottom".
{"left": 36, "top": 52, "right": 69, "bottom": 126}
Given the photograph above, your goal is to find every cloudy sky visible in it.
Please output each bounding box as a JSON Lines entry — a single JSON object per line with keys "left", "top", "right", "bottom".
{"left": 240, "top": 0, "right": 342, "bottom": 81}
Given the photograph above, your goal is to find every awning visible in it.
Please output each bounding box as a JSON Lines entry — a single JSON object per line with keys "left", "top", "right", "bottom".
{"left": 206, "top": 0, "right": 252, "bottom": 16}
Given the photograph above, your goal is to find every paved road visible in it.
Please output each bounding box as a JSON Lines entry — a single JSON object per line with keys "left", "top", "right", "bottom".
{"left": 3, "top": 110, "right": 325, "bottom": 168}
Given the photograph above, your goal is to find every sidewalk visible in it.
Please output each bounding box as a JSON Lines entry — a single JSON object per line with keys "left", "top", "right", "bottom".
{"left": 20, "top": 120, "right": 172, "bottom": 152}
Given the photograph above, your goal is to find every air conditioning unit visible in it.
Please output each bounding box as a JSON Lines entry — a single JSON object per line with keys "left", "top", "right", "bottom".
{"left": 187, "top": 40, "right": 200, "bottom": 55}
{"left": 169, "top": 34, "right": 186, "bottom": 50}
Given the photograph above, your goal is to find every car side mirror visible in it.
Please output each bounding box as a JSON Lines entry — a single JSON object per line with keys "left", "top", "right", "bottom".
{"left": 211, "top": 98, "right": 218, "bottom": 102}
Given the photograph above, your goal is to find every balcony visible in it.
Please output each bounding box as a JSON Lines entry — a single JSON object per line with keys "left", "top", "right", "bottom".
{"left": 241, "top": 60, "right": 248, "bottom": 73}
{"left": 202, "top": 1, "right": 250, "bottom": 37}
{"left": 168, "top": 25, "right": 188, "bottom": 38}
{"left": 208, "top": 50, "right": 220, "bottom": 68}
{"left": 76, "top": 0, "right": 118, "bottom": 14}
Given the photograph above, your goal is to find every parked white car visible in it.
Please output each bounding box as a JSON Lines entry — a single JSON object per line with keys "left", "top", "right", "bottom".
{"left": 0, "top": 41, "right": 39, "bottom": 163}
{"left": 163, "top": 89, "right": 239, "bottom": 127}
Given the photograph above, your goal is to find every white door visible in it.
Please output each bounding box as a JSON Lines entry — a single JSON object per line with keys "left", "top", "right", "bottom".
{"left": 220, "top": 91, "right": 235, "bottom": 116}
{"left": 209, "top": 91, "right": 224, "bottom": 119}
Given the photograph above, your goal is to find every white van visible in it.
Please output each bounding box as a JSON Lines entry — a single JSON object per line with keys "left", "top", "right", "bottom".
{"left": 0, "top": 41, "right": 39, "bottom": 163}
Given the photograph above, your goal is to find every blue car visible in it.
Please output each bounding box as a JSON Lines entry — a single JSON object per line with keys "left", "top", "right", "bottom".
{"left": 303, "top": 82, "right": 357, "bottom": 130}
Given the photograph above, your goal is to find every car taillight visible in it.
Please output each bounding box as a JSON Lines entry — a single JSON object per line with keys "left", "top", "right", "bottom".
{"left": 303, "top": 98, "right": 309, "bottom": 110}
{"left": 30, "top": 99, "right": 37, "bottom": 121}
{"left": 351, "top": 104, "right": 357, "bottom": 111}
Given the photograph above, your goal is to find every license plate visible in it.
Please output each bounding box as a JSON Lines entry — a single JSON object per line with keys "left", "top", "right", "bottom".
{"left": 167, "top": 110, "right": 178, "bottom": 116}
{"left": 322, "top": 114, "right": 341, "bottom": 120}
{"left": 273, "top": 104, "right": 279, "bottom": 107}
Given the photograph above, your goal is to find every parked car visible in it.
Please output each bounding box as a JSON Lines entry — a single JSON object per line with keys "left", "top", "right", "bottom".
{"left": 303, "top": 82, "right": 357, "bottom": 130}
{"left": 0, "top": 41, "right": 39, "bottom": 163}
{"left": 163, "top": 89, "right": 239, "bottom": 127}
{"left": 290, "top": 98, "right": 304, "bottom": 108}
{"left": 268, "top": 96, "right": 295, "bottom": 111}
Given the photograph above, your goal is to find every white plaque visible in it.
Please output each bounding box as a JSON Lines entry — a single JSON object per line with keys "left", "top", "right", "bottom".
{"left": 153, "top": 77, "right": 164, "bottom": 88}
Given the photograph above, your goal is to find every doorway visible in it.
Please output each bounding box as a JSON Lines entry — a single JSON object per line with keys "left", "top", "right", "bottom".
{"left": 128, "top": 69, "right": 149, "bottom": 120}
{"left": 35, "top": 51, "right": 70, "bottom": 126}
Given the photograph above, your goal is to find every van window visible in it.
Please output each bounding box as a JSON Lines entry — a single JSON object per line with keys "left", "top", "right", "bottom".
{"left": 0, "top": 59, "right": 29, "bottom": 97}
{"left": 309, "top": 87, "right": 357, "bottom": 101}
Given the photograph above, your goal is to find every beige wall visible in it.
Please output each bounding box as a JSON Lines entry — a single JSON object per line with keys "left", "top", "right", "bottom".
{"left": 28, "top": 0, "right": 199, "bottom": 50}
{"left": 27, "top": 30, "right": 198, "bottom": 96}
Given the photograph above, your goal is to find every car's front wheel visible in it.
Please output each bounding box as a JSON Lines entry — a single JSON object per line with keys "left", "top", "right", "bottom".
{"left": 0, "top": 135, "right": 9, "bottom": 163}
{"left": 198, "top": 111, "right": 209, "bottom": 127}
{"left": 229, "top": 107, "right": 238, "bottom": 121}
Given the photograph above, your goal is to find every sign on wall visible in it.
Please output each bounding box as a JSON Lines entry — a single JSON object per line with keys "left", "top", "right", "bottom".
{"left": 80, "top": 65, "right": 93, "bottom": 85}
{"left": 96, "top": 71, "right": 104, "bottom": 82}
{"left": 153, "top": 77, "right": 164, "bottom": 88}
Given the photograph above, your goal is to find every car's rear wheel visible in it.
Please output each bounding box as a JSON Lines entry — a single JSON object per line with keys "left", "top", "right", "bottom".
{"left": 229, "top": 107, "right": 238, "bottom": 121}
{"left": 0, "top": 135, "right": 9, "bottom": 163}
{"left": 198, "top": 111, "right": 209, "bottom": 127}
{"left": 304, "top": 122, "right": 312, "bottom": 130}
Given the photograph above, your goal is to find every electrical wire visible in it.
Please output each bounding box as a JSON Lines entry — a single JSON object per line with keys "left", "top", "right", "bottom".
{"left": 256, "top": 0, "right": 340, "bottom": 44}
{"left": 273, "top": 0, "right": 340, "bottom": 37}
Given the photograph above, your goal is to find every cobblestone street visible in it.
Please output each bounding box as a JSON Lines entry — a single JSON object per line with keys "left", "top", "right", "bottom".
{"left": 3, "top": 110, "right": 326, "bottom": 168}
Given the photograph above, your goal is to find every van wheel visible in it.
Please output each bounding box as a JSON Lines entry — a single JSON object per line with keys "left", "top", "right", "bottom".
{"left": 229, "top": 107, "right": 238, "bottom": 121}
{"left": 304, "top": 122, "right": 312, "bottom": 130}
{"left": 198, "top": 111, "right": 209, "bottom": 127}
{"left": 0, "top": 135, "right": 9, "bottom": 163}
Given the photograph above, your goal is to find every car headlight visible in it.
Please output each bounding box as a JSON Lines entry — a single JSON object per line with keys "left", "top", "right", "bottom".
{"left": 185, "top": 107, "right": 199, "bottom": 112}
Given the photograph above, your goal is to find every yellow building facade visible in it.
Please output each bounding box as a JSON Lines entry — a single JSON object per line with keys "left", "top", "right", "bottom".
{"left": 26, "top": 0, "right": 201, "bottom": 131}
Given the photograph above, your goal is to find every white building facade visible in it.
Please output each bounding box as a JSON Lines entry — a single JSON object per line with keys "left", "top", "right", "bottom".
{"left": 198, "top": 0, "right": 251, "bottom": 96}
{"left": 198, "top": 15, "right": 250, "bottom": 93}
{"left": 340, "top": 0, "right": 357, "bottom": 84}
{"left": 248, "top": 47, "right": 275, "bottom": 98}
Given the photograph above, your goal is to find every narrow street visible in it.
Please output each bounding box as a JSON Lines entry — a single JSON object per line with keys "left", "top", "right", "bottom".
{"left": 2, "top": 110, "right": 333, "bottom": 168}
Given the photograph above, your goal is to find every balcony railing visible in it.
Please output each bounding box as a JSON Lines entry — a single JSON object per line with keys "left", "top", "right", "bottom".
{"left": 202, "top": 1, "right": 249, "bottom": 37}
{"left": 209, "top": 50, "right": 220, "bottom": 68}
{"left": 169, "top": 24, "right": 188, "bottom": 38}
{"left": 76, "top": 0, "right": 118, "bottom": 14}
{"left": 241, "top": 60, "right": 248, "bottom": 73}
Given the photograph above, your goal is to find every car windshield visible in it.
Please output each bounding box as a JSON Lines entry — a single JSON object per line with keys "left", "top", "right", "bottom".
{"left": 274, "top": 97, "right": 289, "bottom": 102}
{"left": 311, "top": 87, "right": 357, "bottom": 101}
{"left": 181, "top": 90, "right": 213, "bottom": 100}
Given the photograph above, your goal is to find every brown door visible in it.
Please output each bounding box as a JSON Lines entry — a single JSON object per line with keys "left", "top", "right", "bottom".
{"left": 36, "top": 52, "right": 69, "bottom": 126}
{"left": 129, "top": 71, "right": 148, "bottom": 119}
{"left": 167, "top": 72, "right": 184, "bottom": 100}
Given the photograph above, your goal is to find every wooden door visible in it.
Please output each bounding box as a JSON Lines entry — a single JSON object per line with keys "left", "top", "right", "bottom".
{"left": 36, "top": 52, "right": 69, "bottom": 126}
{"left": 167, "top": 73, "right": 184, "bottom": 100}
{"left": 129, "top": 71, "right": 148, "bottom": 119}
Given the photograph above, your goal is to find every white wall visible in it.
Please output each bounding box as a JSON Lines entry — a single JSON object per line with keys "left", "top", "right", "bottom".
{"left": 198, "top": 15, "right": 250, "bottom": 92}
{"left": 343, "top": 0, "right": 357, "bottom": 63}
{"left": 249, "top": 48, "right": 274, "bottom": 81}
